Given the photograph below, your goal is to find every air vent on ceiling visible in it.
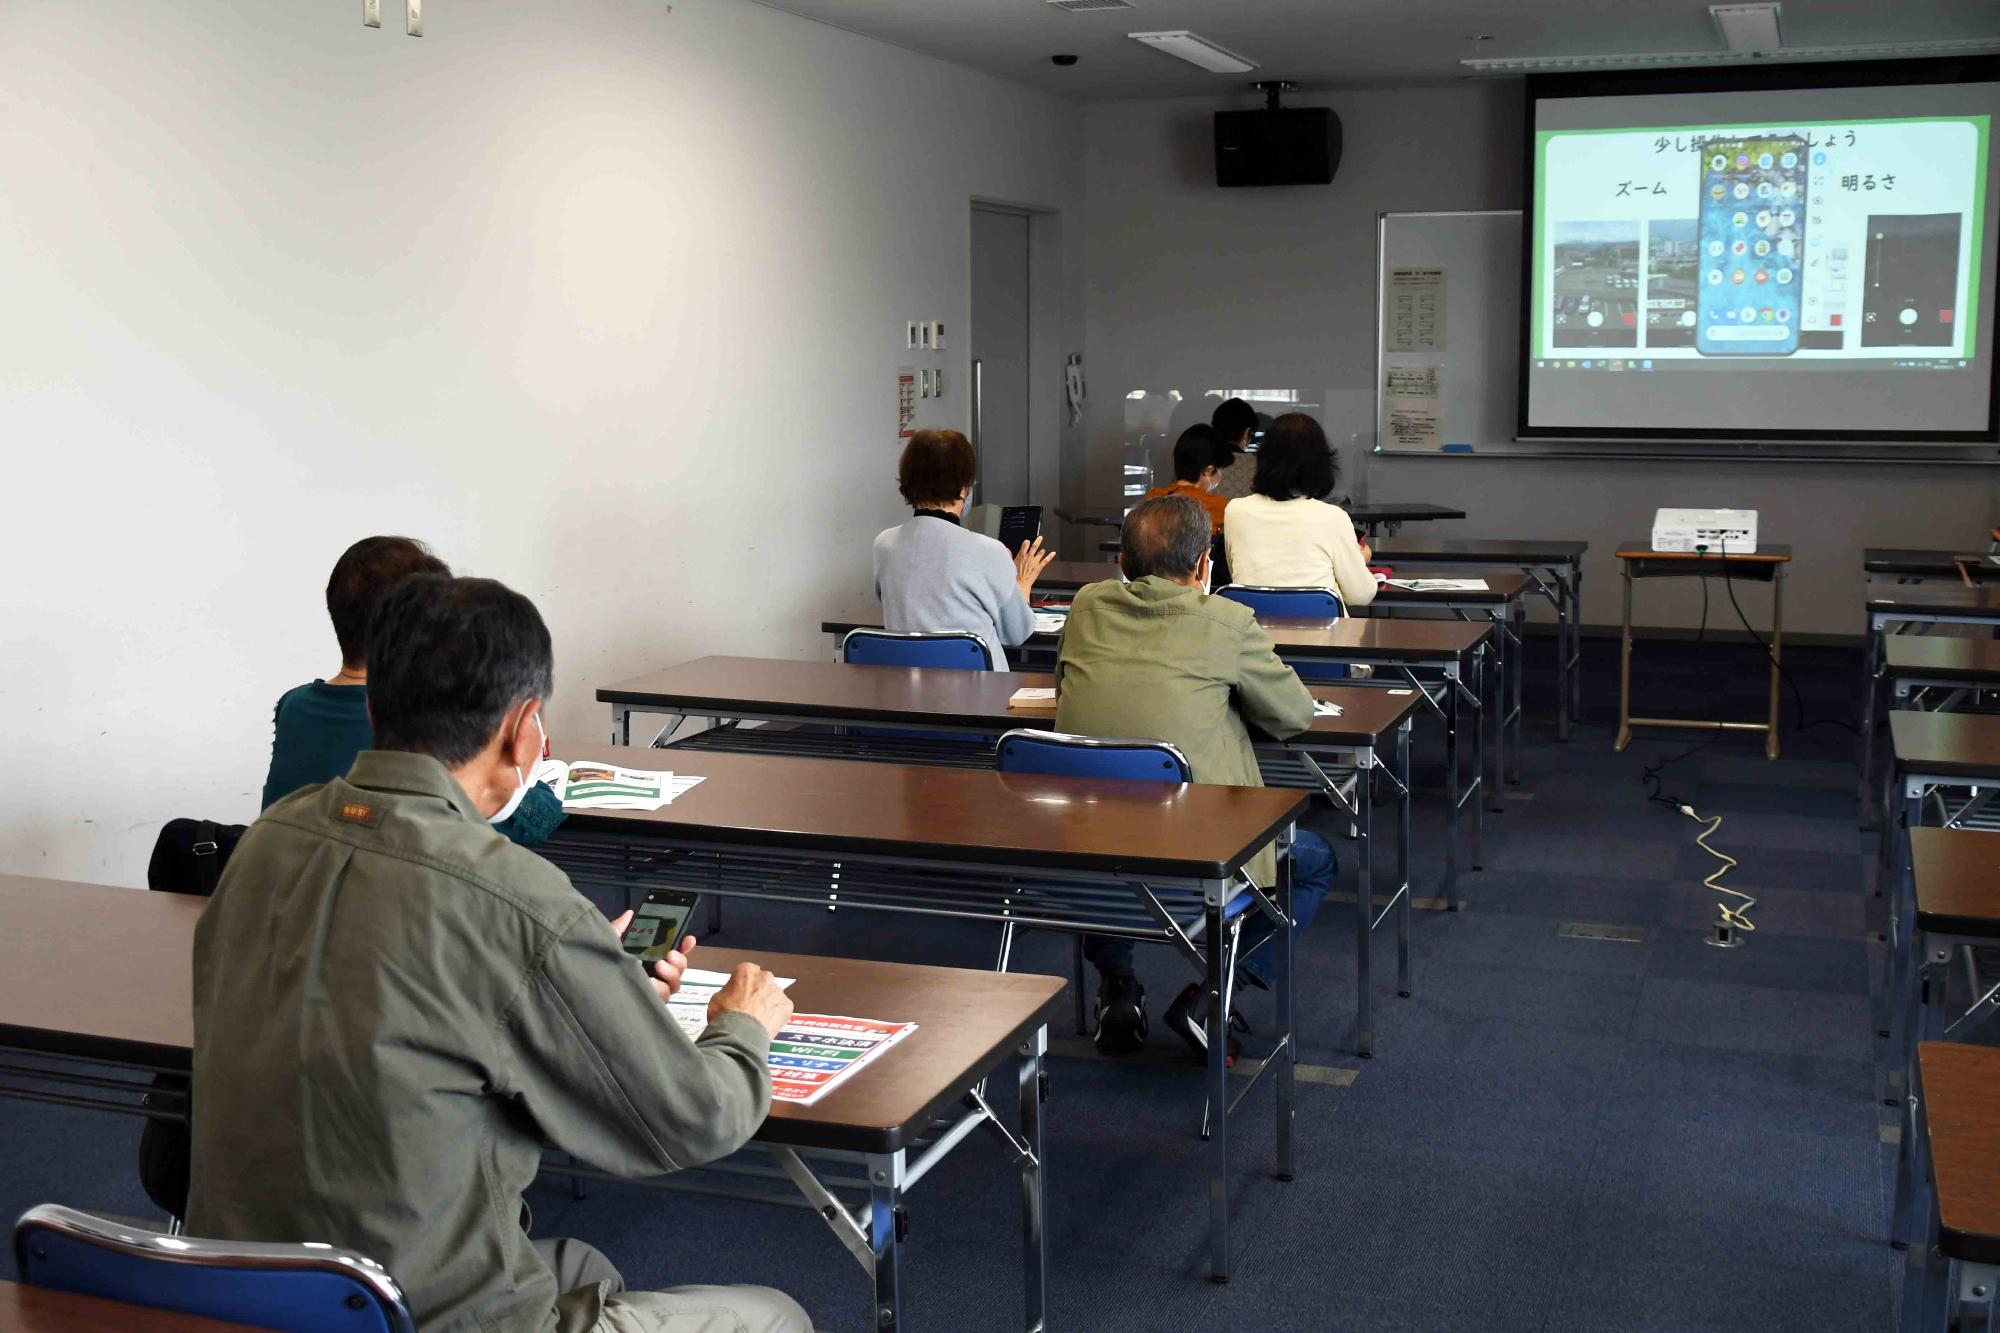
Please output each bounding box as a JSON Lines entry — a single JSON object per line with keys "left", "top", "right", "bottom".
{"left": 1046, "top": 0, "right": 1135, "bottom": 12}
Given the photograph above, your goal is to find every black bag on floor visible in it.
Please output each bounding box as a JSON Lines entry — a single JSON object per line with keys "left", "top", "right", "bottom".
{"left": 139, "top": 817, "right": 245, "bottom": 1219}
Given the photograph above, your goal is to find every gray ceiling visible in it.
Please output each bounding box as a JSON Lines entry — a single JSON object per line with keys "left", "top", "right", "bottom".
{"left": 745, "top": 0, "right": 2000, "bottom": 101}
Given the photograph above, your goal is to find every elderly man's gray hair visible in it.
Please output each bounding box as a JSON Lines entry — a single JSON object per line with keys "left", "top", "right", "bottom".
{"left": 1119, "top": 495, "right": 1212, "bottom": 582}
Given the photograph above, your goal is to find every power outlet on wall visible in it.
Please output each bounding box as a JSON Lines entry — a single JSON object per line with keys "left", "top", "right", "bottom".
{"left": 906, "top": 320, "right": 920, "bottom": 350}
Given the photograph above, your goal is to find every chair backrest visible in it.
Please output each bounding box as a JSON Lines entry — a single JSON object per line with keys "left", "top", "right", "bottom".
{"left": 1216, "top": 584, "right": 1344, "bottom": 620}
{"left": 842, "top": 629, "right": 993, "bottom": 671}
{"left": 995, "top": 728, "right": 1192, "bottom": 783}
{"left": 14, "top": 1204, "right": 417, "bottom": 1333}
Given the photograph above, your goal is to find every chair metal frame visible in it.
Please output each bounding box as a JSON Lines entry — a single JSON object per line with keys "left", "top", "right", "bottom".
{"left": 14, "top": 1202, "right": 417, "bottom": 1333}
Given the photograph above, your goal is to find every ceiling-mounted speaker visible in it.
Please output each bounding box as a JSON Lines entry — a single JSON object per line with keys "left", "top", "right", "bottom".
{"left": 1214, "top": 107, "right": 1340, "bottom": 187}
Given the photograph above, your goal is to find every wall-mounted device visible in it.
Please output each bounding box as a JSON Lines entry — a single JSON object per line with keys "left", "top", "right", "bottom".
{"left": 1215, "top": 82, "right": 1340, "bottom": 188}
{"left": 1651, "top": 507, "right": 1759, "bottom": 552}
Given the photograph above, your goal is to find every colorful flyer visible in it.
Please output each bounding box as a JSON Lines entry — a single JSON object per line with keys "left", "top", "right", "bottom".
{"left": 765, "top": 1013, "right": 918, "bottom": 1106}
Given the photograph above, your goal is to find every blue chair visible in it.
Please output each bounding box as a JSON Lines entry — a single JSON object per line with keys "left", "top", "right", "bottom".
{"left": 14, "top": 1203, "right": 416, "bottom": 1332}
{"left": 840, "top": 628, "right": 992, "bottom": 671}
{"left": 1216, "top": 584, "right": 1348, "bottom": 680}
{"left": 841, "top": 629, "right": 995, "bottom": 746}
{"left": 995, "top": 728, "right": 1258, "bottom": 1051}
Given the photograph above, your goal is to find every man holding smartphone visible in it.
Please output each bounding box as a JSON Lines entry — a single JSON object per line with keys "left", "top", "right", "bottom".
{"left": 186, "top": 574, "right": 807, "bottom": 1332}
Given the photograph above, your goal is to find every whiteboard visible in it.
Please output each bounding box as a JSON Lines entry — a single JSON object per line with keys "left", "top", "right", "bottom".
{"left": 1374, "top": 210, "right": 1520, "bottom": 455}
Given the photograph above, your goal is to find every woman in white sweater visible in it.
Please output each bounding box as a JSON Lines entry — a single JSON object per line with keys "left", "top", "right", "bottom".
{"left": 1223, "top": 412, "right": 1377, "bottom": 611}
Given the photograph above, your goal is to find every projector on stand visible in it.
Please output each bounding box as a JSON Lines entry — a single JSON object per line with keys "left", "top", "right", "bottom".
{"left": 1651, "top": 508, "right": 1758, "bottom": 553}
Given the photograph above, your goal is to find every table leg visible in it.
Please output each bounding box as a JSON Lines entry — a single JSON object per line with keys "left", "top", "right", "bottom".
{"left": 1444, "top": 665, "right": 1461, "bottom": 906}
{"left": 1471, "top": 648, "right": 1486, "bottom": 878}
{"left": 1485, "top": 619, "right": 1504, "bottom": 813}
{"left": 867, "top": 1150, "right": 906, "bottom": 1332}
{"left": 1900, "top": 1073, "right": 1939, "bottom": 1330}
{"left": 614, "top": 705, "right": 631, "bottom": 747}
{"left": 1766, "top": 567, "right": 1784, "bottom": 760}
{"left": 1356, "top": 764, "right": 1374, "bottom": 1058}
{"left": 1276, "top": 837, "right": 1296, "bottom": 1182}
{"left": 1204, "top": 898, "right": 1231, "bottom": 1283}
{"left": 1859, "top": 618, "right": 1882, "bottom": 826}
{"left": 1570, "top": 563, "right": 1585, "bottom": 726}
{"left": 1615, "top": 563, "right": 1634, "bottom": 751}
{"left": 1550, "top": 565, "right": 1573, "bottom": 743}
{"left": 1889, "top": 781, "right": 1922, "bottom": 1099}
{"left": 1397, "top": 720, "right": 1413, "bottom": 997}
{"left": 1016, "top": 1026, "right": 1048, "bottom": 1333}
{"left": 1509, "top": 598, "right": 1525, "bottom": 785}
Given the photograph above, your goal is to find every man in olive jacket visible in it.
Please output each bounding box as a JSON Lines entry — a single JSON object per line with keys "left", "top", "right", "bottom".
{"left": 1054, "top": 495, "right": 1335, "bottom": 1057}
{"left": 187, "top": 574, "right": 808, "bottom": 1333}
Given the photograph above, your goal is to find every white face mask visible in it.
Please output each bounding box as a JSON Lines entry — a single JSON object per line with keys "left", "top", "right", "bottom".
{"left": 489, "top": 711, "right": 547, "bottom": 825}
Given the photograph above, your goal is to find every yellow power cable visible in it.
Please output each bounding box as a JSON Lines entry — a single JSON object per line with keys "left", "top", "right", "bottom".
{"left": 1680, "top": 804, "right": 1755, "bottom": 935}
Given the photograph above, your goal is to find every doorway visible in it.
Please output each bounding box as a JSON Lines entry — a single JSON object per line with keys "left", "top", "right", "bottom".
{"left": 970, "top": 205, "right": 1031, "bottom": 507}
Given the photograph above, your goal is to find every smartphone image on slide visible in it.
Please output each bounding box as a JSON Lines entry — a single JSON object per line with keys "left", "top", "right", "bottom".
{"left": 1550, "top": 221, "right": 1640, "bottom": 348}
{"left": 1695, "top": 135, "right": 1807, "bottom": 357}
{"left": 1861, "top": 213, "right": 1962, "bottom": 348}
{"left": 620, "top": 888, "right": 702, "bottom": 971}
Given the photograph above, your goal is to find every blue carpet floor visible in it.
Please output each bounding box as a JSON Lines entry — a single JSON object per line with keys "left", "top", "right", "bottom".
{"left": 0, "top": 635, "right": 1903, "bottom": 1330}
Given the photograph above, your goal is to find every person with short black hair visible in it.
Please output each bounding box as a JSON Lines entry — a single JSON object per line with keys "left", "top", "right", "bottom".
{"left": 259, "top": 539, "right": 564, "bottom": 845}
{"left": 1053, "top": 496, "right": 1335, "bottom": 1056}
{"left": 1224, "top": 412, "right": 1377, "bottom": 609}
{"left": 1144, "top": 423, "right": 1237, "bottom": 534}
{"left": 873, "top": 429, "right": 1053, "bottom": 667}
{"left": 191, "top": 575, "right": 809, "bottom": 1333}
{"left": 259, "top": 537, "right": 448, "bottom": 810}
{"left": 1206, "top": 396, "right": 1264, "bottom": 501}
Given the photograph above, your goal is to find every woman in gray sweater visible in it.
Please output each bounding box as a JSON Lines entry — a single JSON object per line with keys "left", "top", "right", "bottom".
{"left": 872, "top": 430, "right": 1054, "bottom": 668}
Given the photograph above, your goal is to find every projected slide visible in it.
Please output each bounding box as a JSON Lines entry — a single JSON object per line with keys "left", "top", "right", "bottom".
{"left": 1524, "top": 71, "right": 1998, "bottom": 440}
{"left": 1536, "top": 119, "right": 1981, "bottom": 363}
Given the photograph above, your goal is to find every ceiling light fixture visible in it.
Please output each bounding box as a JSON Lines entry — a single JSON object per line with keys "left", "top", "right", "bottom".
{"left": 1127, "top": 30, "right": 1259, "bottom": 75}
{"left": 1460, "top": 35, "right": 2000, "bottom": 73}
{"left": 1710, "top": 4, "right": 1782, "bottom": 54}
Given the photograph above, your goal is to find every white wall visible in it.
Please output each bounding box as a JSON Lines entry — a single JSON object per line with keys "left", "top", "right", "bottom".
{"left": 0, "top": 0, "right": 1083, "bottom": 881}
{"left": 1082, "top": 84, "right": 1995, "bottom": 635}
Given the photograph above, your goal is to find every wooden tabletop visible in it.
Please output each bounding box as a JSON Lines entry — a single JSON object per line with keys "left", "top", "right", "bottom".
{"left": 1891, "top": 711, "right": 2000, "bottom": 782}
{"left": 715, "top": 946, "right": 1063, "bottom": 1152}
{"left": 599, "top": 656, "right": 1422, "bottom": 748}
{"left": 1373, "top": 537, "right": 1588, "bottom": 565}
{"left": 1370, "top": 570, "right": 1533, "bottom": 605}
{"left": 820, "top": 614, "right": 1489, "bottom": 663}
{"left": 0, "top": 874, "right": 198, "bottom": 1068}
{"left": 1912, "top": 829, "right": 2000, "bottom": 938}
{"left": 1036, "top": 560, "right": 1121, "bottom": 592}
{"left": 0, "top": 877, "right": 1064, "bottom": 1156}
{"left": 555, "top": 741, "right": 1306, "bottom": 881}
{"left": 1885, "top": 636, "right": 2000, "bottom": 681}
{"left": 1614, "top": 542, "right": 1792, "bottom": 562}
{"left": 1347, "top": 502, "right": 1467, "bottom": 524}
{"left": 1917, "top": 1042, "right": 2000, "bottom": 1263}
{"left": 0, "top": 1281, "right": 261, "bottom": 1333}
{"left": 1037, "top": 563, "right": 1531, "bottom": 604}
{"left": 1865, "top": 548, "right": 1975, "bottom": 577}
{"left": 1868, "top": 579, "right": 2000, "bottom": 617}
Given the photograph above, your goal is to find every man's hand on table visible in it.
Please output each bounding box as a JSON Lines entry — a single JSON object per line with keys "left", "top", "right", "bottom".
{"left": 708, "top": 962, "right": 794, "bottom": 1039}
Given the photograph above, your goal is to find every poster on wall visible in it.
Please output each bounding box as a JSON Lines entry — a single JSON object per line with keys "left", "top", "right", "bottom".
{"left": 1386, "top": 267, "right": 1447, "bottom": 352}
{"left": 897, "top": 367, "right": 917, "bottom": 439}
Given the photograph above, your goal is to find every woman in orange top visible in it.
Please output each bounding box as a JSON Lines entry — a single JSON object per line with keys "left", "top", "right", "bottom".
{"left": 1145, "top": 423, "right": 1237, "bottom": 534}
